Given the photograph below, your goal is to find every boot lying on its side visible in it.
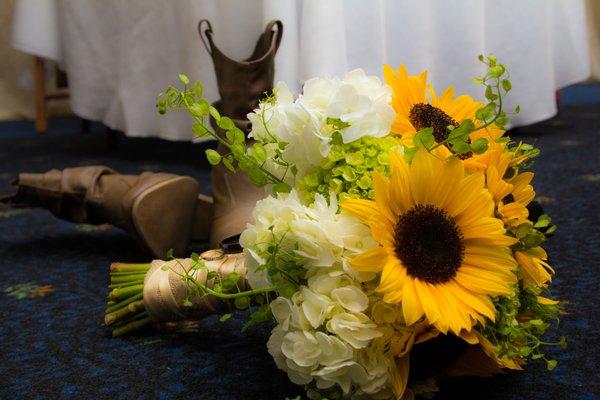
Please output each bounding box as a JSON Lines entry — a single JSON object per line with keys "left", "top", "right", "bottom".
{"left": 1, "top": 166, "right": 213, "bottom": 258}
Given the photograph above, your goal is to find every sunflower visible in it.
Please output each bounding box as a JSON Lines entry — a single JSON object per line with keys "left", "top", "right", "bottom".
{"left": 498, "top": 171, "right": 535, "bottom": 226}
{"left": 342, "top": 149, "right": 517, "bottom": 335}
{"left": 383, "top": 64, "right": 503, "bottom": 148}
{"left": 515, "top": 247, "right": 554, "bottom": 288}
{"left": 483, "top": 142, "right": 536, "bottom": 226}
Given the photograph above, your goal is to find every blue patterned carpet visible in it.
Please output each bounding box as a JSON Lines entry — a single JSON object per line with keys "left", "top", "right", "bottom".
{"left": 0, "top": 100, "right": 599, "bottom": 399}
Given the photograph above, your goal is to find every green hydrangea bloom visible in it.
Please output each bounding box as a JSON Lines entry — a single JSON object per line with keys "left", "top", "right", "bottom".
{"left": 298, "top": 134, "right": 402, "bottom": 203}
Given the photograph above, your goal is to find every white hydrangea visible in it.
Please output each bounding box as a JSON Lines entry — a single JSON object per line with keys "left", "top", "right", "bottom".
{"left": 247, "top": 69, "right": 394, "bottom": 176}
{"left": 239, "top": 190, "right": 376, "bottom": 289}
{"left": 266, "top": 267, "right": 391, "bottom": 397}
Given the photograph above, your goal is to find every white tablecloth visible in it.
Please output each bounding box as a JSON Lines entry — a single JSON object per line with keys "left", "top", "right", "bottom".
{"left": 12, "top": 0, "right": 591, "bottom": 140}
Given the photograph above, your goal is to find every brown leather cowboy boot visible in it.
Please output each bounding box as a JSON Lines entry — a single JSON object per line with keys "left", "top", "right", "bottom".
{"left": 1, "top": 166, "right": 213, "bottom": 258}
{"left": 198, "top": 19, "right": 283, "bottom": 246}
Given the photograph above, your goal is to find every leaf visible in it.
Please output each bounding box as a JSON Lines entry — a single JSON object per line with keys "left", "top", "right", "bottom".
{"left": 206, "top": 271, "right": 219, "bottom": 280}
{"left": 272, "top": 182, "right": 292, "bottom": 194}
{"left": 234, "top": 296, "right": 250, "bottom": 310}
{"left": 251, "top": 144, "right": 267, "bottom": 163}
{"left": 178, "top": 74, "right": 190, "bottom": 85}
{"left": 166, "top": 248, "right": 174, "bottom": 259}
{"left": 248, "top": 168, "right": 268, "bottom": 187}
{"left": 192, "top": 122, "right": 208, "bottom": 137}
{"left": 523, "top": 232, "right": 544, "bottom": 248}
{"left": 451, "top": 140, "right": 471, "bottom": 155}
{"left": 221, "top": 157, "right": 236, "bottom": 172}
{"left": 219, "top": 313, "right": 232, "bottom": 322}
{"left": 189, "top": 103, "right": 208, "bottom": 117}
{"left": 192, "top": 261, "right": 205, "bottom": 270}
{"left": 515, "top": 224, "right": 532, "bottom": 239}
{"left": 209, "top": 106, "right": 221, "bottom": 121}
{"left": 490, "top": 65, "right": 505, "bottom": 78}
{"left": 470, "top": 138, "right": 489, "bottom": 154}
{"left": 534, "top": 214, "right": 551, "bottom": 228}
{"left": 218, "top": 117, "right": 236, "bottom": 131}
{"left": 413, "top": 128, "right": 434, "bottom": 149}
{"left": 485, "top": 86, "right": 498, "bottom": 101}
{"left": 502, "top": 79, "right": 512, "bottom": 92}
{"left": 193, "top": 81, "right": 203, "bottom": 97}
{"left": 205, "top": 149, "right": 222, "bottom": 165}
{"left": 278, "top": 282, "right": 297, "bottom": 298}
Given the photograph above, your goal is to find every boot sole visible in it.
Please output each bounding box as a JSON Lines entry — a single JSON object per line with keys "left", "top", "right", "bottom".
{"left": 131, "top": 176, "right": 202, "bottom": 258}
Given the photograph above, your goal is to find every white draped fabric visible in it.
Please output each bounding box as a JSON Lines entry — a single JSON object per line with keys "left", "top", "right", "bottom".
{"left": 12, "top": 0, "right": 591, "bottom": 140}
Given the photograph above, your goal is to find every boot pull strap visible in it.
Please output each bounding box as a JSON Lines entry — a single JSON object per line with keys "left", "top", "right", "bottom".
{"left": 197, "top": 19, "right": 214, "bottom": 55}
{"left": 264, "top": 20, "right": 283, "bottom": 52}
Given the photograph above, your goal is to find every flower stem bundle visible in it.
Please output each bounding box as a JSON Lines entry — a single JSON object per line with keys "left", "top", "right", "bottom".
{"left": 104, "top": 250, "right": 273, "bottom": 337}
{"left": 105, "top": 263, "right": 151, "bottom": 336}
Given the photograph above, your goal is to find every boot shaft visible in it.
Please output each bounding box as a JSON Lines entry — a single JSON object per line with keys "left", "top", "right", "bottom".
{"left": 199, "top": 19, "right": 283, "bottom": 128}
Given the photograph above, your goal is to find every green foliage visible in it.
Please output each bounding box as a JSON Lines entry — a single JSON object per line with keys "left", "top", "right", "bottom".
{"left": 507, "top": 141, "right": 541, "bottom": 170}
{"left": 508, "top": 212, "right": 556, "bottom": 252}
{"left": 298, "top": 134, "right": 401, "bottom": 202}
{"left": 479, "top": 286, "right": 564, "bottom": 371}
{"left": 156, "top": 80, "right": 290, "bottom": 195}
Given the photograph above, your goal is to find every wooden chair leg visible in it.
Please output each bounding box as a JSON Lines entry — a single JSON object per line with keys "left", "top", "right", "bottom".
{"left": 34, "top": 56, "right": 48, "bottom": 133}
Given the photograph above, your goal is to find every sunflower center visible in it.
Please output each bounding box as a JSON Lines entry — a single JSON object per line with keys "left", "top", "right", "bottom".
{"left": 394, "top": 204, "right": 465, "bottom": 283}
{"left": 409, "top": 103, "right": 458, "bottom": 143}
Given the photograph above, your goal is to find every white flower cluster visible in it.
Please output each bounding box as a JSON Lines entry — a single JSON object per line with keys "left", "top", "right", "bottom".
{"left": 240, "top": 190, "right": 394, "bottom": 397}
{"left": 267, "top": 269, "right": 393, "bottom": 397}
{"left": 239, "top": 190, "right": 377, "bottom": 289}
{"left": 247, "top": 69, "right": 395, "bottom": 177}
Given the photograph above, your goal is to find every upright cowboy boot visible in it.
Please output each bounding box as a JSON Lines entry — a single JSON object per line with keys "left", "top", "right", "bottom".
{"left": 198, "top": 19, "right": 283, "bottom": 246}
{"left": 1, "top": 166, "right": 213, "bottom": 258}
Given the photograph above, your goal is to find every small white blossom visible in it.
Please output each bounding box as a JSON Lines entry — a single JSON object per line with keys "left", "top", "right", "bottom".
{"left": 331, "top": 286, "right": 369, "bottom": 313}
{"left": 281, "top": 331, "right": 323, "bottom": 368}
{"left": 327, "top": 312, "right": 383, "bottom": 349}
{"left": 299, "top": 287, "right": 334, "bottom": 329}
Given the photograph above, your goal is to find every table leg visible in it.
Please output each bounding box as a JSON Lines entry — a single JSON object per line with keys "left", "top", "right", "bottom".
{"left": 34, "top": 56, "right": 47, "bottom": 133}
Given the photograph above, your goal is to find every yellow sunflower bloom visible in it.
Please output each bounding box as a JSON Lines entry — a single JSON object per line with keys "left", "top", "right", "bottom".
{"left": 383, "top": 64, "right": 503, "bottom": 147}
{"left": 342, "top": 149, "right": 517, "bottom": 335}
{"left": 498, "top": 171, "right": 535, "bottom": 227}
{"left": 482, "top": 141, "right": 536, "bottom": 226}
{"left": 515, "top": 247, "right": 554, "bottom": 288}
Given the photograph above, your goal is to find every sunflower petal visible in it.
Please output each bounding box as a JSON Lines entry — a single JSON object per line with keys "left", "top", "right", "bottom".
{"left": 401, "top": 278, "right": 424, "bottom": 325}
{"left": 414, "top": 280, "right": 441, "bottom": 324}
{"left": 410, "top": 149, "right": 442, "bottom": 204}
{"left": 341, "top": 198, "right": 381, "bottom": 224}
{"left": 348, "top": 247, "right": 390, "bottom": 272}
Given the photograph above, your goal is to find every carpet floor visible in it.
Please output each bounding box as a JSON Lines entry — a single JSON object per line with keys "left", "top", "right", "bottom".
{"left": 0, "top": 103, "right": 598, "bottom": 399}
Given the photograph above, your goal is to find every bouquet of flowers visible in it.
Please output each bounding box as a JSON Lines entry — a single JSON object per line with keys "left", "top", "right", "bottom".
{"left": 106, "top": 55, "right": 564, "bottom": 399}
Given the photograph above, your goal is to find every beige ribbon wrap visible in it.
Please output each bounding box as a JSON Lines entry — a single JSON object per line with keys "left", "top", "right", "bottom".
{"left": 142, "top": 249, "right": 246, "bottom": 323}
